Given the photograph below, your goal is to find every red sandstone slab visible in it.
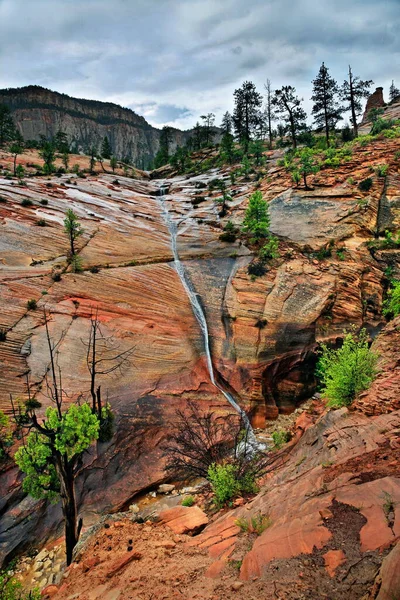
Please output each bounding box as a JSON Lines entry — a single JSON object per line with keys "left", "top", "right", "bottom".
{"left": 159, "top": 506, "right": 208, "bottom": 535}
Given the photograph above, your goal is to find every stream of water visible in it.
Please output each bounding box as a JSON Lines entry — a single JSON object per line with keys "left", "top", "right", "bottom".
{"left": 157, "top": 184, "right": 257, "bottom": 443}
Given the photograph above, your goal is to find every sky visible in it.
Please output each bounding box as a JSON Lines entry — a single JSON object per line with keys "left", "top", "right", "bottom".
{"left": 0, "top": 0, "right": 399, "bottom": 130}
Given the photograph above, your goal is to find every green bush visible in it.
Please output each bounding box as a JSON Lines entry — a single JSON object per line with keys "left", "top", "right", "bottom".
{"left": 259, "top": 237, "right": 279, "bottom": 261}
{"left": 36, "top": 219, "right": 46, "bottom": 227}
{"left": 271, "top": 430, "right": 291, "bottom": 449}
{"left": 0, "top": 410, "right": 13, "bottom": 460}
{"left": 358, "top": 178, "right": 373, "bottom": 192}
{"left": 383, "top": 280, "right": 400, "bottom": 319}
{"left": 375, "top": 164, "right": 389, "bottom": 177}
{"left": 26, "top": 299, "right": 37, "bottom": 310}
{"left": 316, "top": 328, "right": 378, "bottom": 408}
{"left": 247, "top": 261, "right": 267, "bottom": 277}
{"left": 371, "top": 118, "right": 396, "bottom": 135}
{"left": 40, "top": 199, "right": 48, "bottom": 205}
{"left": 207, "top": 463, "right": 257, "bottom": 508}
{"left": 235, "top": 513, "right": 272, "bottom": 535}
{"left": 219, "top": 231, "right": 236, "bottom": 243}
{"left": 181, "top": 495, "right": 195, "bottom": 507}
{"left": 21, "top": 198, "right": 33, "bottom": 207}
{"left": 0, "top": 563, "right": 40, "bottom": 599}
{"left": 208, "top": 463, "right": 240, "bottom": 507}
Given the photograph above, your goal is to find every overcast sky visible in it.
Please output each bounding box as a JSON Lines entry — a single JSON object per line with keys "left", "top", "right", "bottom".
{"left": 0, "top": 0, "right": 398, "bottom": 130}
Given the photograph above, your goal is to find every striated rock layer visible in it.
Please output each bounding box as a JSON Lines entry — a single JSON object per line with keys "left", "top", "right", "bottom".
{"left": 1, "top": 134, "right": 399, "bottom": 563}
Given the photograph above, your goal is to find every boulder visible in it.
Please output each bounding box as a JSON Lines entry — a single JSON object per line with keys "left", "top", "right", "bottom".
{"left": 159, "top": 506, "right": 208, "bottom": 535}
{"left": 158, "top": 484, "right": 175, "bottom": 494}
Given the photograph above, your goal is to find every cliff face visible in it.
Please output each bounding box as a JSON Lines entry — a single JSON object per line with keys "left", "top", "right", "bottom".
{"left": 0, "top": 86, "right": 192, "bottom": 167}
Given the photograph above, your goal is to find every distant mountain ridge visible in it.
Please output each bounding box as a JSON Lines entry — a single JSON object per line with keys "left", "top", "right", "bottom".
{"left": 0, "top": 85, "right": 192, "bottom": 168}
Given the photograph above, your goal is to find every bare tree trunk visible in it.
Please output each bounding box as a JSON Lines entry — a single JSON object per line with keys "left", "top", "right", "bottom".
{"left": 58, "top": 458, "right": 80, "bottom": 566}
{"left": 349, "top": 66, "right": 358, "bottom": 138}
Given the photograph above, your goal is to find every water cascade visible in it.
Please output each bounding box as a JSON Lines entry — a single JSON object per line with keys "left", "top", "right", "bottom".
{"left": 157, "top": 184, "right": 257, "bottom": 443}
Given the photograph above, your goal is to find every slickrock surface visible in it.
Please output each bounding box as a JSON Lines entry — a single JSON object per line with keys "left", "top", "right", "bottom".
{"left": 1, "top": 134, "right": 399, "bottom": 566}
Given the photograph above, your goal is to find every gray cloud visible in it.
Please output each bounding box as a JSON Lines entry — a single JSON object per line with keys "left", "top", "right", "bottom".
{"left": 0, "top": 0, "right": 399, "bottom": 129}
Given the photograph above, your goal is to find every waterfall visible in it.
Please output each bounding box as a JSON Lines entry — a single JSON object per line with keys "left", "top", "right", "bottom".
{"left": 157, "top": 184, "right": 257, "bottom": 443}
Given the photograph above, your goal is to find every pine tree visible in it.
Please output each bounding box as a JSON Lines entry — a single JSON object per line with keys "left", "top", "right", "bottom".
{"left": 39, "top": 140, "right": 56, "bottom": 174}
{"left": 0, "top": 104, "right": 15, "bottom": 146}
{"left": 232, "top": 81, "right": 263, "bottom": 150}
{"left": 200, "top": 113, "right": 215, "bottom": 146}
{"left": 89, "top": 146, "right": 97, "bottom": 173}
{"left": 220, "top": 111, "right": 233, "bottom": 135}
{"left": 55, "top": 130, "right": 69, "bottom": 153}
{"left": 101, "top": 136, "right": 112, "bottom": 159}
{"left": 340, "top": 66, "right": 373, "bottom": 137}
{"left": 389, "top": 80, "right": 400, "bottom": 103}
{"left": 272, "top": 86, "right": 307, "bottom": 149}
{"left": 64, "top": 208, "right": 84, "bottom": 256}
{"left": 242, "top": 190, "right": 270, "bottom": 239}
{"left": 110, "top": 156, "right": 117, "bottom": 172}
{"left": 311, "top": 62, "right": 344, "bottom": 147}
{"left": 154, "top": 126, "right": 173, "bottom": 168}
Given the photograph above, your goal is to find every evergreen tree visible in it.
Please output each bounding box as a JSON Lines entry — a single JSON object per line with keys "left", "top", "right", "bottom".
{"left": 220, "top": 111, "right": 233, "bottom": 135}
{"left": 264, "top": 79, "right": 275, "bottom": 149}
{"left": 110, "top": 156, "right": 117, "bottom": 172}
{"left": 0, "top": 104, "right": 15, "bottom": 146}
{"left": 242, "top": 190, "right": 270, "bottom": 239}
{"left": 219, "top": 131, "right": 235, "bottom": 164}
{"left": 200, "top": 113, "right": 215, "bottom": 146}
{"left": 101, "top": 136, "right": 112, "bottom": 159}
{"left": 296, "top": 147, "right": 320, "bottom": 189}
{"left": 272, "top": 86, "right": 307, "bottom": 149}
{"left": 154, "top": 126, "right": 173, "bottom": 168}
{"left": 340, "top": 66, "right": 373, "bottom": 137}
{"left": 64, "top": 208, "right": 84, "bottom": 256}
{"left": 311, "top": 62, "right": 344, "bottom": 147}
{"left": 89, "top": 146, "right": 97, "bottom": 173}
{"left": 389, "top": 80, "right": 400, "bottom": 103}
{"left": 39, "top": 140, "right": 56, "bottom": 174}
{"left": 9, "top": 139, "right": 24, "bottom": 176}
{"left": 55, "top": 130, "right": 69, "bottom": 153}
{"left": 232, "top": 81, "right": 263, "bottom": 150}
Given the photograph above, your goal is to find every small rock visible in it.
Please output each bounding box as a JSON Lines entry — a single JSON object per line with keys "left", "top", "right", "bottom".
{"left": 158, "top": 484, "right": 175, "bottom": 494}
{"left": 154, "top": 540, "right": 176, "bottom": 549}
{"left": 319, "top": 508, "right": 333, "bottom": 520}
{"left": 41, "top": 585, "right": 59, "bottom": 598}
{"left": 231, "top": 581, "right": 244, "bottom": 591}
{"left": 129, "top": 503, "right": 140, "bottom": 514}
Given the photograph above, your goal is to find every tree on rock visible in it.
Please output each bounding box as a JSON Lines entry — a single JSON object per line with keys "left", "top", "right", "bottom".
{"left": 389, "top": 80, "right": 400, "bottom": 103}
{"left": 110, "top": 156, "right": 117, "bottom": 172}
{"left": 55, "top": 130, "right": 69, "bottom": 154}
{"left": 200, "top": 113, "right": 215, "bottom": 146}
{"left": 13, "top": 313, "right": 100, "bottom": 565}
{"left": 242, "top": 190, "right": 270, "bottom": 239}
{"left": 296, "top": 148, "right": 320, "bottom": 189}
{"left": 9, "top": 133, "right": 24, "bottom": 176}
{"left": 233, "top": 81, "right": 263, "bottom": 151}
{"left": 101, "top": 136, "right": 112, "bottom": 159}
{"left": 0, "top": 104, "right": 15, "bottom": 147}
{"left": 311, "top": 62, "right": 344, "bottom": 147}
{"left": 272, "top": 86, "right": 307, "bottom": 149}
{"left": 317, "top": 327, "right": 378, "bottom": 408}
{"left": 64, "top": 208, "right": 84, "bottom": 257}
{"left": 39, "top": 140, "right": 56, "bottom": 174}
{"left": 340, "top": 66, "right": 373, "bottom": 137}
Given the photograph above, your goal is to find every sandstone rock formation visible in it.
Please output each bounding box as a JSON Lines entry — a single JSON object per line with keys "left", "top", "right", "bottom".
{"left": 0, "top": 133, "right": 399, "bottom": 567}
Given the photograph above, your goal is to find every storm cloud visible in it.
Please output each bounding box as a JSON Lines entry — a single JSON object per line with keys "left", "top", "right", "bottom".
{"left": 0, "top": 0, "right": 398, "bottom": 129}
